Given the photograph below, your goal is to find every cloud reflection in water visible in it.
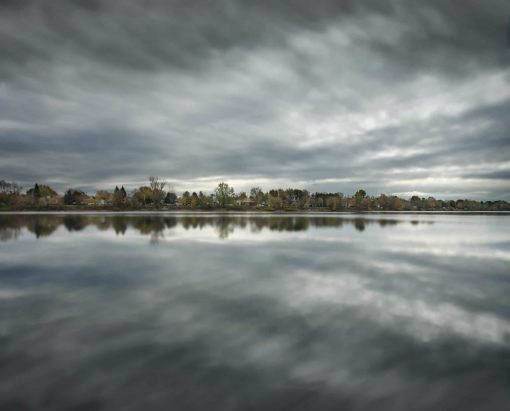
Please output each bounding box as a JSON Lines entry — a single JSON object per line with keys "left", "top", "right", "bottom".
{"left": 0, "top": 214, "right": 509, "bottom": 410}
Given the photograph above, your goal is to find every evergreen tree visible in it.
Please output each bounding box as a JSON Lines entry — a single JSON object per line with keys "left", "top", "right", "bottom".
{"left": 33, "top": 183, "right": 41, "bottom": 198}
{"left": 64, "top": 189, "right": 74, "bottom": 205}
{"left": 112, "top": 186, "right": 124, "bottom": 207}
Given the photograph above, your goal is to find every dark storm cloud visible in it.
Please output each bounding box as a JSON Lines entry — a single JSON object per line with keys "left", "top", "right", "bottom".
{"left": 0, "top": 0, "right": 509, "bottom": 198}
{"left": 1, "top": 0, "right": 506, "bottom": 76}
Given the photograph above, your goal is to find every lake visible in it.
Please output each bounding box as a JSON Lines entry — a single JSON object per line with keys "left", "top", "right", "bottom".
{"left": 0, "top": 213, "right": 509, "bottom": 410}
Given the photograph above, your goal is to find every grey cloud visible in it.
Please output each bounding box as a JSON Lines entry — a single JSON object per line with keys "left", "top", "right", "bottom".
{"left": 465, "top": 171, "right": 510, "bottom": 180}
{"left": 0, "top": 0, "right": 509, "bottom": 198}
{"left": 1, "top": 0, "right": 507, "bottom": 76}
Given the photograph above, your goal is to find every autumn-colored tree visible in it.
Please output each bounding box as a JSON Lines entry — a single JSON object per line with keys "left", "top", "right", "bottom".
{"left": 237, "top": 192, "right": 247, "bottom": 205}
{"left": 180, "top": 191, "right": 191, "bottom": 207}
{"left": 388, "top": 196, "right": 403, "bottom": 211}
{"left": 190, "top": 192, "right": 199, "bottom": 208}
{"left": 133, "top": 186, "right": 153, "bottom": 206}
{"left": 95, "top": 190, "right": 111, "bottom": 205}
{"left": 26, "top": 184, "right": 57, "bottom": 198}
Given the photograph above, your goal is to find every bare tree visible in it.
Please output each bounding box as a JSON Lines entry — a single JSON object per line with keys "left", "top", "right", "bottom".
{"left": 149, "top": 176, "right": 167, "bottom": 207}
{"left": 0, "top": 180, "right": 21, "bottom": 195}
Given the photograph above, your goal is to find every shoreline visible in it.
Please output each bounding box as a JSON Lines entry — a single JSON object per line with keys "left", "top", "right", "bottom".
{"left": 2, "top": 210, "right": 510, "bottom": 216}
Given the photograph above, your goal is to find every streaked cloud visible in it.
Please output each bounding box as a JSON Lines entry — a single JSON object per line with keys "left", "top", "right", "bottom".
{"left": 0, "top": 0, "right": 509, "bottom": 198}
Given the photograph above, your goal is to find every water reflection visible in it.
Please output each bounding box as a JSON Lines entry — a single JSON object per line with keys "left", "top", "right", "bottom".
{"left": 0, "top": 214, "right": 429, "bottom": 242}
{"left": 0, "top": 214, "right": 509, "bottom": 410}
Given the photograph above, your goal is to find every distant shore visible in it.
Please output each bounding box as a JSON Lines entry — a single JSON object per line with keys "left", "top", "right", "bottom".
{"left": 2, "top": 180, "right": 509, "bottom": 212}
{"left": 2, "top": 209, "right": 510, "bottom": 216}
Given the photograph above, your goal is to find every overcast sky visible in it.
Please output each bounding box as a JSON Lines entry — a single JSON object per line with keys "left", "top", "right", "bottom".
{"left": 1, "top": 0, "right": 509, "bottom": 199}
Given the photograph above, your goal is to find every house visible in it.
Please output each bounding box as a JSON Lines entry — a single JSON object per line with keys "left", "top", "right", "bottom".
{"left": 236, "top": 198, "right": 256, "bottom": 207}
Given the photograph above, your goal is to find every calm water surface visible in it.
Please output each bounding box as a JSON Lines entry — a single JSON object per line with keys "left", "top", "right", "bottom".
{"left": 0, "top": 213, "right": 509, "bottom": 410}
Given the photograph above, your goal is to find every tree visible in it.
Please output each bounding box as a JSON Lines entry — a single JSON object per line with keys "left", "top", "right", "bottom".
{"left": 112, "top": 186, "right": 126, "bottom": 208}
{"left": 377, "top": 194, "right": 388, "bottom": 210}
{"left": 64, "top": 189, "right": 74, "bottom": 205}
{"left": 164, "top": 192, "right": 177, "bottom": 205}
{"left": 180, "top": 191, "right": 191, "bottom": 207}
{"left": 250, "top": 187, "right": 265, "bottom": 206}
{"left": 388, "top": 196, "right": 403, "bottom": 211}
{"left": 95, "top": 190, "right": 111, "bottom": 205}
{"left": 215, "top": 182, "right": 234, "bottom": 207}
{"left": 26, "top": 184, "right": 57, "bottom": 199}
{"left": 190, "top": 192, "right": 199, "bottom": 208}
{"left": 326, "top": 195, "right": 339, "bottom": 211}
{"left": 64, "top": 189, "right": 87, "bottom": 205}
{"left": 25, "top": 184, "right": 58, "bottom": 207}
{"left": 133, "top": 186, "right": 153, "bottom": 205}
{"left": 198, "top": 191, "right": 206, "bottom": 207}
{"left": 33, "top": 184, "right": 41, "bottom": 198}
{"left": 354, "top": 189, "right": 367, "bottom": 209}
{"left": 354, "top": 189, "right": 366, "bottom": 198}
{"left": 149, "top": 176, "right": 166, "bottom": 207}
{"left": 425, "top": 197, "right": 437, "bottom": 210}
{"left": 0, "top": 180, "right": 20, "bottom": 195}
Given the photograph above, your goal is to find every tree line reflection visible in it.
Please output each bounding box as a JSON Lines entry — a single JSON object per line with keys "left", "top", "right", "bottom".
{"left": 0, "top": 214, "right": 432, "bottom": 242}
